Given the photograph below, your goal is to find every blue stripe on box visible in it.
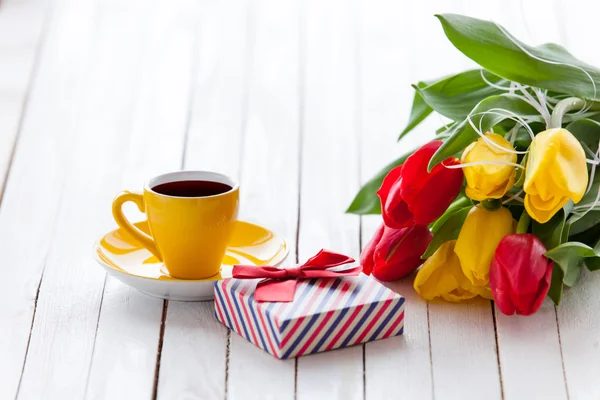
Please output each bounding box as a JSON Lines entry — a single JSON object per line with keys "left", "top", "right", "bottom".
{"left": 280, "top": 279, "right": 317, "bottom": 331}
{"left": 281, "top": 279, "right": 342, "bottom": 359}
{"left": 230, "top": 280, "right": 251, "bottom": 340}
{"left": 367, "top": 297, "right": 405, "bottom": 342}
{"left": 264, "top": 302, "right": 281, "bottom": 347}
{"left": 313, "top": 278, "right": 343, "bottom": 314}
{"left": 340, "top": 284, "right": 388, "bottom": 348}
{"left": 247, "top": 293, "right": 269, "bottom": 351}
{"left": 311, "top": 282, "right": 362, "bottom": 353}
{"left": 215, "top": 282, "right": 234, "bottom": 329}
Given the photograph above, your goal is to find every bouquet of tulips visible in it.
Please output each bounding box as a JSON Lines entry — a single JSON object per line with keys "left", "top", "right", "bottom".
{"left": 349, "top": 14, "right": 600, "bottom": 316}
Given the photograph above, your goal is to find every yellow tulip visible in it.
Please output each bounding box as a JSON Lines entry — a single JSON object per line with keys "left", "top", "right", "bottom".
{"left": 524, "top": 128, "right": 588, "bottom": 223}
{"left": 414, "top": 240, "right": 491, "bottom": 301}
{"left": 461, "top": 132, "right": 517, "bottom": 201}
{"left": 454, "top": 205, "right": 514, "bottom": 288}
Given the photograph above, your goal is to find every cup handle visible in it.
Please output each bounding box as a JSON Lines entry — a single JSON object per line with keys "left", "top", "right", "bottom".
{"left": 112, "top": 190, "right": 162, "bottom": 260}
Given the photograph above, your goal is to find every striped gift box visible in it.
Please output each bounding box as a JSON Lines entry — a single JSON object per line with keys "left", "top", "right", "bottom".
{"left": 214, "top": 273, "right": 405, "bottom": 359}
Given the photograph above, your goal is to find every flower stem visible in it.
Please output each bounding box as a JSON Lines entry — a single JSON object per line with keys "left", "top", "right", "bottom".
{"left": 549, "top": 97, "right": 586, "bottom": 129}
{"left": 481, "top": 198, "right": 502, "bottom": 211}
{"left": 516, "top": 210, "right": 531, "bottom": 234}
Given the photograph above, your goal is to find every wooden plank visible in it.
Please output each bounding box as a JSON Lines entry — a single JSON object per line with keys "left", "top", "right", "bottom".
{"left": 0, "top": 0, "right": 48, "bottom": 197}
{"left": 358, "top": 0, "right": 434, "bottom": 397}
{"left": 486, "top": 2, "right": 568, "bottom": 399}
{"left": 558, "top": 269, "right": 600, "bottom": 399}
{"left": 16, "top": 0, "right": 152, "bottom": 398}
{"left": 83, "top": 0, "right": 196, "bottom": 398}
{"left": 553, "top": 3, "right": 600, "bottom": 399}
{"left": 425, "top": 4, "right": 504, "bottom": 390}
{"left": 226, "top": 0, "right": 299, "bottom": 398}
{"left": 429, "top": 300, "right": 501, "bottom": 400}
{"left": 420, "top": 2, "right": 568, "bottom": 399}
{"left": 495, "top": 302, "right": 567, "bottom": 400}
{"left": 0, "top": 0, "right": 97, "bottom": 398}
{"left": 156, "top": 0, "right": 250, "bottom": 398}
{"left": 294, "top": 0, "right": 363, "bottom": 398}
{"left": 352, "top": 1, "right": 502, "bottom": 399}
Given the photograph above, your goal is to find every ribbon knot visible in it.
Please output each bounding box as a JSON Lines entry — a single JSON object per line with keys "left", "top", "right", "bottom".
{"left": 283, "top": 267, "right": 302, "bottom": 279}
{"left": 232, "top": 249, "right": 361, "bottom": 302}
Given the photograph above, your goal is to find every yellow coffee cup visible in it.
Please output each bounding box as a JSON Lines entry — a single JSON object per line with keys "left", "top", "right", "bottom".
{"left": 112, "top": 171, "right": 239, "bottom": 279}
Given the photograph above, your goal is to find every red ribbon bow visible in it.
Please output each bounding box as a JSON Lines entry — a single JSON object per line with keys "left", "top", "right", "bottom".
{"left": 232, "top": 249, "right": 361, "bottom": 302}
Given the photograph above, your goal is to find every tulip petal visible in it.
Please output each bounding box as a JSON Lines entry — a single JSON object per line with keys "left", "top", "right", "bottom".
{"left": 490, "top": 234, "right": 553, "bottom": 316}
{"left": 527, "top": 262, "right": 553, "bottom": 315}
{"left": 378, "top": 165, "right": 415, "bottom": 228}
{"left": 360, "top": 223, "right": 385, "bottom": 275}
{"left": 455, "top": 206, "right": 515, "bottom": 287}
{"left": 554, "top": 129, "right": 588, "bottom": 202}
{"left": 378, "top": 140, "right": 463, "bottom": 228}
{"left": 373, "top": 225, "right": 432, "bottom": 281}
{"left": 462, "top": 133, "right": 517, "bottom": 201}
{"left": 524, "top": 193, "right": 568, "bottom": 224}
{"left": 400, "top": 140, "right": 444, "bottom": 201}
{"left": 524, "top": 128, "right": 588, "bottom": 222}
{"left": 406, "top": 161, "right": 464, "bottom": 225}
{"left": 529, "top": 189, "right": 567, "bottom": 211}
{"left": 414, "top": 240, "right": 484, "bottom": 302}
{"left": 378, "top": 164, "right": 403, "bottom": 199}
{"left": 374, "top": 256, "right": 423, "bottom": 282}
{"left": 524, "top": 129, "right": 557, "bottom": 192}
{"left": 489, "top": 260, "right": 516, "bottom": 315}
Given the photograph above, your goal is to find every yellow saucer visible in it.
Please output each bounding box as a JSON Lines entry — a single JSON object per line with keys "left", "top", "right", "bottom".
{"left": 94, "top": 220, "right": 288, "bottom": 301}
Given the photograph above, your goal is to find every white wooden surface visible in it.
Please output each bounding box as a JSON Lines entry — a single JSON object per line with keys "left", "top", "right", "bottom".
{"left": 2, "top": 0, "right": 600, "bottom": 399}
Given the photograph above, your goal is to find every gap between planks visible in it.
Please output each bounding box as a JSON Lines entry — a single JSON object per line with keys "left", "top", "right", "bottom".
{"left": 148, "top": 15, "right": 202, "bottom": 397}
{"left": 1, "top": 0, "right": 54, "bottom": 396}
{"left": 491, "top": 303, "right": 505, "bottom": 400}
{"left": 152, "top": 301, "right": 169, "bottom": 400}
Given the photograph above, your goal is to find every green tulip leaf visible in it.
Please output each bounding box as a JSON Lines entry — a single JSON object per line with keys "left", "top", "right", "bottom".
{"left": 413, "top": 69, "right": 506, "bottom": 121}
{"left": 513, "top": 153, "right": 529, "bottom": 188}
{"left": 430, "top": 195, "right": 471, "bottom": 233}
{"left": 569, "top": 222, "right": 600, "bottom": 248}
{"left": 399, "top": 87, "right": 433, "bottom": 140}
{"left": 436, "top": 122, "right": 457, "bottom": 136}
{"left": 428, "top": 94, "right": 540, "bottom": 170}
{"left": 566, "top": 118, "right": 600, "bottom": 154}
{"left": 533, "top": 208, "right": 566, "bottom": 250}
{"left": 587, "top": 257, "right": 600, "bottom": 271}
{"left": 545, "top": 242, "right": 600, "bottom": 286}
{"left": 568, "top": 174, "right": 600, "bottom": 235}
{"left": 422, "top": 206, "right": 471, "bottom": 259}
{"left": 587, "top": 238, "right": 600, "bottom": 271}
{"left": 346, "top": 150, "right": 415, "bottom": 215}
{"left": 436, "top": 14, "right": 600, "bottom": 100}
{"left": 547, "top": 267, "right": 564, "bottom": 306}
{"left": 569, "top": 210, "right": 600, "bottom": 237}
{"left": 513, "top": 129, "right": 531, "bottom": 151}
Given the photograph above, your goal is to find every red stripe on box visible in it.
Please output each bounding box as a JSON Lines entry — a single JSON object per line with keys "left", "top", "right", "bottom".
{"left": 279, "top": 279, "right": 331, "bottom": 349}
{"left": 352, "top": 294, "right": 395, "bottom": 345}
{"left": 215, "top": 296, "right": 226, "bottom": 323}
{"left": 295, "top": 282, "right": 351, "bottom": 357}
{"left": 255, "top": 301, "right": 279, "bottom": 356}
{"left": 221, "top": 280, "right": 243, "bottom": 336}
{"left": 382, "top": 310, "right": 405, "bottom": 338}
{"left": 238, "top": 289, "right": 260, "bottom": 348}
{"left": 323, "top": 280, "right": 378, "bottom": 351}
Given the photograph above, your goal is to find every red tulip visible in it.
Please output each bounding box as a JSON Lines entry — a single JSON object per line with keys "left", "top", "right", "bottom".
{"left": 490, "top": 234, "right": 553, "bottom": 316}
{"left": 378, "top": 140, "right": 464, "bottom": 229}
{"left": 361, "top": 223, "right": 432, "bottom": 281}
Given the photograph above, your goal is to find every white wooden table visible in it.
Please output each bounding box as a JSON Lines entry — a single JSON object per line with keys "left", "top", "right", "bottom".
{"left": 2, "top": 0, "right": 599, "bottom": 398}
